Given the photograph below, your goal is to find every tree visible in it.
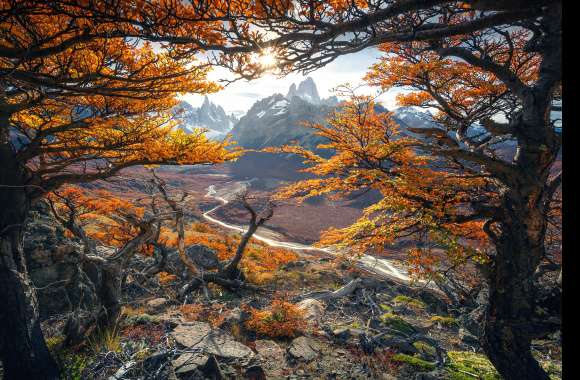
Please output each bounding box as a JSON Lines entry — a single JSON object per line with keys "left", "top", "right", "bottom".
{"left": 0, "top": 2, "right": 242, "bottom": 377}
{"left": 47, "top": 186, "right": 174, "bottom": 343}
{"left": 220, "top": 2, "right": 561, "bottom": 379}
{"left": 272, "top": 81, "right": 559, "bottom": 380}
{"left": 148, "top": 171, "right": 275, "bottom": 297}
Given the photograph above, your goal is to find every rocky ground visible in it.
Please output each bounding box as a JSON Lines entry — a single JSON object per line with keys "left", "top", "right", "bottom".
{"left": 33, "top": 252, "right": 561, "bottom": 380}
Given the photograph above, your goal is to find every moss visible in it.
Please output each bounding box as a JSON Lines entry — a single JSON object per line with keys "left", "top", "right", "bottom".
{"left": 379, "top": 313, "right": 417, "bottom": 335}
{"left": 413, "top": 341, "right": 436, "bottom": 356}
{"left": 46, "top": 335, "right": 65, "bottom": 352}
{"left": 350, "top": 320, "right": 363, "bottom": 329}
{"left": 55, "top": 352, "right": 88, "bottom": 380}
{"left": 123, "top": 313, "right": 160, "bottom": 326}
{"left": 393, "top": 353, "right": 436, "bottom": 370}
{"left": 444, "top": 351, "right": 501, "bottom": 380}
{"left": 379, "top": 304, "right": 393, "bottom": 313}
{"left": 392, "top": 295, "right": 426, "bottom": 309}
{"left": 430, "top": 315, "right": 458, "bottom": 327}
{"left": 540, "top": 360, "right": 562, "bottom": 380}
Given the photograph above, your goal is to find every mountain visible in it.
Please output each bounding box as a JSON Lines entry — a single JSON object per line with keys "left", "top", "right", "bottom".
{"left": 174, "top": 97, "right": 238, "bottom": 139}
{"left": 230, "top": 77, "right": 341, "bottom": 151}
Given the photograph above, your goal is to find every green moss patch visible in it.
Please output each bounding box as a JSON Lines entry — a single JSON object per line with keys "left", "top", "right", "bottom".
{"left": 393, "top": 353, "right": 436, "bottom": 370}
{"left": 379, "top": 313, "right": 417, "bottom": 335}
{"left": 445, "top": 351, "right": 501, "bottom": 380}
{"left": 430, "top": 315, "right": 458, "bottom": 327}
{"left": 413, "top": 341, "right": 437, "bottom": 357}
{"left": 392, "top": 295, "right": 426, "bottom": 309}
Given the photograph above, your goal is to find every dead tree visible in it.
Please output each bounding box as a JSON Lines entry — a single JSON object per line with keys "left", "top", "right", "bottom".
{"left": 149, "top": 170, "right": 274, "bottom": 298}
{"left": 48, "top": 190, "right": 170, "bottom": 344}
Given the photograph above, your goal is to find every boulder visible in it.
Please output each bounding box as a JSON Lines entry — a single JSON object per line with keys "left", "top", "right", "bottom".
{"left": 331, "top": 327, "right": 365, "bottom": 345}
{"left": 24, "top": 201, "right": 99, "bottom": 319}
{"left": 254, "top": 340, "right": 287, "bottom": 376}
{"left": 171, "top": 322, "right": 254, "bottom": 359}
{"left": 287, "top": 336, "right": 319, "bottom": 362}
{"left": 458, "top": 328, "right": 479, "bottom": 347}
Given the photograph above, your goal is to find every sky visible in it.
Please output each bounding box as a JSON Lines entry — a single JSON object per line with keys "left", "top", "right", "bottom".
{"left": 179, "top": 47, "right": 403, "bottom": 116}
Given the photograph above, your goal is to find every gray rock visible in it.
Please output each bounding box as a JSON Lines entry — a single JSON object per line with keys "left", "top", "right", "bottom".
{"left": 24, "top": 201, "right": 99, "bottom": 319}
{"left": 171, "top": 322, "right": 254, "bottom": 359}
{"left": 171, "top": 321, "right": 213, "bottom": 347}
{"left": 172, "top": 352, "right": 209, "bottom": 374}
{"left": 287, "top": 336, "right": 319, "bottom": 362}
{"left": 186, "top": 244, "right": 222, "bottom": 270}
{"left": 201, "top": 330, "right": 254, "bottom": 359}
{"left": 147, "top": 297, "right": 169, "bottom": 312}
{"left": 255, "top": 340, "right": 285, "bottom": 361}
{"left": 458, "top": 328, "right": 479, "bottom": 346}
{"left": 296, "top": 298, "right": 325, "bottom": 321}
{"left": 414, "top": 369, "right": 448, "bottom": 379}
{"left": 332, "top": 327, "right": 365, "bottom": 345}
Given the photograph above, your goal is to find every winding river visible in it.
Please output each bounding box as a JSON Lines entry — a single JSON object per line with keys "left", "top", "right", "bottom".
{"left": 201, "top": 183, "right": 415, "bottom": 284}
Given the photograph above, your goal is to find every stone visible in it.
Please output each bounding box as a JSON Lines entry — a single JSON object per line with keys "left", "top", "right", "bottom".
{"left": 414, "top": 369, "right": 448, "bottom": 380}
{"left": 296, "top": 298, "right": 325, "bottom": 321}
{"left": 24, "top": 201, "right": 98, "bottom": 319}
{"left": 172, "top": 352, "right": 209, "bottom": 374}
{"left": 202, "top": 330, "right": 255, "bottom": 359}
{"left": 458, "top": 328, "right": 479, "bottom": 346}
{"left": 217, "top": 307, "right": 243, "bottom": 328}
{"left": 255, "top": 340, "right": 285, "bottom": 361}
{"left": 171, "top": 321, "right": 212, "bottom": 347}
{"left": 331, "top": 328, "right": 364, "bottom": 345}
{"left": 171, "top": 322, "right": 254, "bottom": 359}
{"left": 254, "top": 340, "right": 287, "bottom": 376}
{"left": 187, "top": 244, "right": 221, "bottom": 270}
{"left": 287, "top": 336, "right": 319, "bottom": 362}
{"left": 147, "top": 297, "right": 169, "bottom": 312}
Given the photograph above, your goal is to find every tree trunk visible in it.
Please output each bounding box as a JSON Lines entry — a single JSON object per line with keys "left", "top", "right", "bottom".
{"left": 482, "top": 168, "right": 554, "bottom": 380}
{"left": 96, "top": 262, "right": 123, "bottom": 331}
{"left": 0, "top": 165, "right": 60, "bottom": 378}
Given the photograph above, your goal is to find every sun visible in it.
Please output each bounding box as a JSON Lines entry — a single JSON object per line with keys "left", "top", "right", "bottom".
{"left": 258, "top": 48, "right": 277, "bottom": 69}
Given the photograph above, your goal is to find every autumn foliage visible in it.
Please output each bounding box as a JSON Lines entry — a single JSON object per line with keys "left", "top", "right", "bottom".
{"left": 245, "top": 299, "right": 306, "bottom": 338}
{"left": 269, "top": 95, "right": 492, "bottom": 278}
{"left": 161, "top": 222, "right": 298, "bottom": 284}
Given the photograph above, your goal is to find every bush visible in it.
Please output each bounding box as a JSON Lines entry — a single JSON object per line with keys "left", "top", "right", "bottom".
{"left": 245, "top": 300, "right": 306, "bottom": 338}
{"left": 180, "top": 303, "right": 228, "bottom": 328}
{"left": 57, "top": 352, "right": 88, "bottom": 380}
{"left": 87, "top": 326, "right": 121, "bottom": 354}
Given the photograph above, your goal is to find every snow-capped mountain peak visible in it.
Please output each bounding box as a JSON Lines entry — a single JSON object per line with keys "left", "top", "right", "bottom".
{"left": 174, "top": 99, "right": 238, "bottom": 139}
{"left": 286, "top": 77, "right": 321, "bottom": 104}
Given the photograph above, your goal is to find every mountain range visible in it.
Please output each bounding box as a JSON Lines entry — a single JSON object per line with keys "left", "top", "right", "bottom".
{"left": 174, "top": 96, "right": 239, "bottom": 139}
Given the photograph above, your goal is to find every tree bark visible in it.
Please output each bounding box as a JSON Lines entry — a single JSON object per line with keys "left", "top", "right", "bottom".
{"left": 483, "top": 206, "right": 550, "bottom": 380}
{"left": 0, "top": 161, "right": 59, "bottom": 379}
